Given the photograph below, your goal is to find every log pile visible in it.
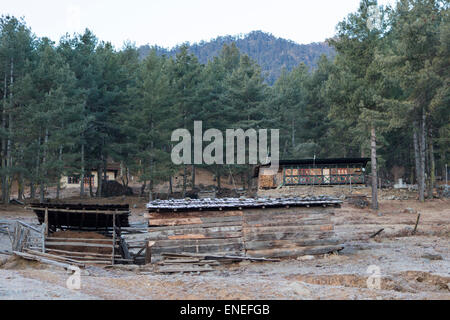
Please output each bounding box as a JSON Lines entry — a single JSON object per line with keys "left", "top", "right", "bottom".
{"left": 146, "top": 197, "right": 343, "bottom": 260}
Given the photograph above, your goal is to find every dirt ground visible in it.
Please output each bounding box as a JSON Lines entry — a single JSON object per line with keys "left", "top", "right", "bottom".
{"left": 0, "top": 194, "right": 448, "bottom": 300}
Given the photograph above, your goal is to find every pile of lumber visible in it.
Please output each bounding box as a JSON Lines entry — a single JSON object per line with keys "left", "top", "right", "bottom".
{"left": 145, "top": 210, "right": 245, "bottom": 261}
{"left": 242, "top": 206, "right": 343, "bottom": 258}
{"left": 146, "top": 197, "right": 343, "bottom": 260}
{"left": 44, "top": 230, "right": 133, "bottom": 265}
{"left": 14, "top": 250, "right": 85, "bottom": 269}
{"left": 155, "top": 252, "right": 278, "bottom": 273}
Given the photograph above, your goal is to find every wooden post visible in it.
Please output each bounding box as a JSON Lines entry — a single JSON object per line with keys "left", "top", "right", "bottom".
{"left": 44, "top": 207, "right": 49, "bottom": 237}
{"left": 41, "top": 224, "right": 46, "bottom": 253}
{"left": 145, "top": 241, "right": 155, "bottom": 265}
{"left": 112, "top": 213, "right": 116, "bottom": 265}
{"left": 413, "top": 213, "right": 421, "bottom": 235}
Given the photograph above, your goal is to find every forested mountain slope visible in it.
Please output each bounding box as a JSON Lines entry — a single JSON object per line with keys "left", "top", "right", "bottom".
{"left": 138, "top": 31, "right": 335, "bottom": 84}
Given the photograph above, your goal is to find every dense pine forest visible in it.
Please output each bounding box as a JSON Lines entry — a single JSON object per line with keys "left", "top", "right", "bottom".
{"left": 0, "top": 0, "right": 448, "bottom": 205}
{"left": 138, "top": 31, "right": 336, "bottom": 84}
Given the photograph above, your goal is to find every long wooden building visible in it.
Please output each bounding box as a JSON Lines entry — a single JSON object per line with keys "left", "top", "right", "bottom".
{"left": 254, "top": 158, "right": 370, "bottom": 189}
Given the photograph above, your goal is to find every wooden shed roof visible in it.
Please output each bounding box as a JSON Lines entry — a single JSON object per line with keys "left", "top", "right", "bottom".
{"left": 146, "top": 196, "right": 342, "bottom": 212}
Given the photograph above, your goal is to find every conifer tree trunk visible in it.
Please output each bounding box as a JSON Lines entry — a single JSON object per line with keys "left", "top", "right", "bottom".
{"left": 413, "top": 121, "right": 421, "bottom": 187}
{"left": 419, "top": 110, "right": 426, "bottom": 202}
{"left": 427, "top": 128, "right": 435, "bottom": 199}
{"left": 30, "top": 182, "right": 35, "bottom": 199}
{"left": 40, "top": 129, "right": 48, "bottom": 203}
{"left": 370, "top": 126, "right": 378, "bottom": 210}
{"left": 97, "top": 164, "right": 103, "bottom": 197}
{"left": 140, "top": 180, "right": 146, "bottom": 197}
{"left": 89, "top": 174, "right": 94, "bottom": 197}
{"left": 182, "top": 165, "right": 187, "bottom": 197}
{"left": 80, "top": 142, "right": 85, "bottom": 197}
{"left": 168, "top": 176, "right": 173, "bottom": 195}
{"left": 5, "top": 58, "right": 14, "bottom": 204}
{"left": 56, "top": 145, "right": 62, "bottom": 199}
{"left": 2, "top": 71, "right": 7, "bottom": 203}
{"left": 148, "top": 159, "right": 153, "bottom": 201}
{"left": 18, "top": 174, "right": 23, "bottom": 200}
{"left": 291, "top": 118, "right": 295, "bottom": 149}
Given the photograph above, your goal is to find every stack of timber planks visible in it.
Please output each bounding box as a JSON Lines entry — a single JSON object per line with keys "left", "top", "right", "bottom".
{"left": 145, "top": 210, "right": 244, "bottom": 261}
{"left": 146, "top": 197, "right": 343, "bottom": 260}
{"left": 242, "top": 206, "right": 342, "bottom": 258}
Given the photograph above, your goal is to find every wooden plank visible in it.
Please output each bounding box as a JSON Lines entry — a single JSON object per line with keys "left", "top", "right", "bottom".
{"left": 245, "top": 245, "right": 344, "bottom": 258}
{"left": 145, "top": 210, "right": 243, "bottom": 219}
{"left": 56, "top": 255, "right": 132, "bottom": 263}
{"left": 13, "top": 251, "right": 77, "bottom": 270}
{"left": 153, "top": 238, "right": 243, "bottom": 247}
{"left": 244, "top": 217, "right": 330, "bottom": 228}
{"left": 148, "top": 221, "right": 242, "bottom": 232}
{"left": 28, "top": 207, "right": 130, "bottom": 214}
{"left": 243, "top": 224, "right": 333, "bottom": 233}
{"left": 147, "top": 225, "right": 242, "bottom": 240}
{"left": 160, "top": 252, "right": 280, "bottom": 262}
{"left": 151, "top": 242, "right": 244, "bottom": 255}
{"left": 17, "top": 221, "right": 41, "bottom": 233}
{"left": 251, "top": 224, "right": 334, "bottom": 233}
{"left": 44, "top": 241, "right": 117, "bottom": 248}
{"left": 242, "top": 207, "right": 335, "bottom": 217}
{"left": 244, "top": 231, "right": 334, "bottom": 242}
{"left": 149, "top": 215, "right": 243, "bottom": 226}
{"left": 244, "top": 212, "right": 331, "bottom": 223}
{"left": 46, "top": 237, "right": 116, "bottom": 242}
{"left": 23, "top": 249, "right": 86, "bottom": 267}
{"left": 149, "top": 231, "right": 242, "bottom": 241}
{"left": 145, "top": 241, "right": 152, "bottom": 264}
{"left": 155, "top": 265, "right": 214, "bottom": 273}
{"left": 244, "top": 238, "right": 341, "bottom": 250}
{"left": 44, "top": 248, "right": 121, "bottom": 258}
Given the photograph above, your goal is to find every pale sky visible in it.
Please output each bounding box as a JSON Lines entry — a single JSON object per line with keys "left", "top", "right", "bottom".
{"left": 1, "top": 0, "right": 397, "bottom": 49}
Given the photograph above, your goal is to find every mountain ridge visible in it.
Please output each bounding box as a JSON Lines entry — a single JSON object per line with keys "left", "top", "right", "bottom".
{"left": 138, "top": 31, "right": 335, "bottom": 84}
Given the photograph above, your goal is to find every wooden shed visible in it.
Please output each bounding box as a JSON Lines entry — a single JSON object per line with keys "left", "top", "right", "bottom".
{"left": 145, "top": 197, "right": 343, "bottom": 260}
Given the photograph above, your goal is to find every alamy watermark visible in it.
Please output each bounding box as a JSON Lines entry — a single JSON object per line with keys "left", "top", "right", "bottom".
{"left": 366, "top": 265, "right": 382, "bottom": 290}
{"left": 171, "top": 121, "right": 279, "bottom": 170}
{"left": 66, "top": 265, "right": 81, "bottom": 290}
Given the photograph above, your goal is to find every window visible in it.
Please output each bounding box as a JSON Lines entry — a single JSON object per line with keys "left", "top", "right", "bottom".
{"left": 67, "top": 176, "right": 80, "bottom": 184}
